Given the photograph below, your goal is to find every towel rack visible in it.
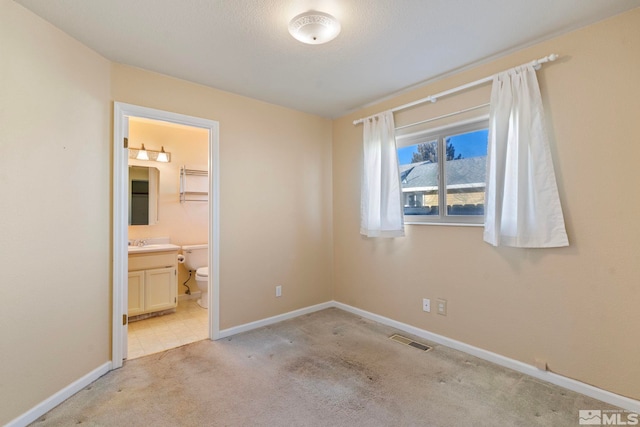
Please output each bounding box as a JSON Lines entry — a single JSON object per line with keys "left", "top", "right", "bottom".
{"left": 180, "top": 166, "right": 208, "bottom": 202}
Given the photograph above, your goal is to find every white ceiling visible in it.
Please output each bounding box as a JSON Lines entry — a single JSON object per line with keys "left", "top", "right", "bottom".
{"left": 15, "top": 0, "right": 640, "bottom": 118}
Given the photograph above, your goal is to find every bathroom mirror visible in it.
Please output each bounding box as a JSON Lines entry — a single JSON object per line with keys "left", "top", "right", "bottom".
{"left": 129, "top": 166, "right": 159, "bottom": 226}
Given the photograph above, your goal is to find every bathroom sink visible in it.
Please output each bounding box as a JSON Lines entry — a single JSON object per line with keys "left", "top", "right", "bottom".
{"left": 128, "top": 243, "right": 180, "bottom": 254}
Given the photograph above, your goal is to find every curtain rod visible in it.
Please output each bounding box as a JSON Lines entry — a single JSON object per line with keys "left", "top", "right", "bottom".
{"left": 394, "top": 103, "right": 490, "bottom": 131}
{"left": 353, "top": 53, "right": 559, "bottom": 126}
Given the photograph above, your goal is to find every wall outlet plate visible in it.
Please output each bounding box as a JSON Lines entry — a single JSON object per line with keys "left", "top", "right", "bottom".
{"left": 437, "top": 298, "right": 447, "bottom": 316}
{"left": 276, "top": 285, "right": 282, "bottom": 297}
{"left": 422, "top": 298, "right": 431, "bottom": 312}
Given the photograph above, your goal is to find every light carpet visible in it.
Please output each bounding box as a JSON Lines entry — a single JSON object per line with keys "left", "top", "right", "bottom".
{"left": 30, "top": 308, "right": 617, "bottom": 426}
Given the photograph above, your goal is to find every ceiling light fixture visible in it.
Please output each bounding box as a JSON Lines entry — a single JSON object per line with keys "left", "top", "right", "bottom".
{"left": 288, "top": 11, "right": 341, "bottom": 45}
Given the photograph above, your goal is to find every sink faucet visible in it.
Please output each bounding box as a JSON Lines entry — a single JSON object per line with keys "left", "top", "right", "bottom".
{"left": 137, "top": 239, "right": 147, "bottom": 247}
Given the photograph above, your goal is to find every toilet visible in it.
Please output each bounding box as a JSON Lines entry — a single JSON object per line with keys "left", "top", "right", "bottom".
{"left": 181, "top": 244, "right": 209, "bottom": 308}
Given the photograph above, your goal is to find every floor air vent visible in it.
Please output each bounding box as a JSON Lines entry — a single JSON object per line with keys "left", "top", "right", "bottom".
{"left": 389, "top": 334, "right": 432, "bottom": 352}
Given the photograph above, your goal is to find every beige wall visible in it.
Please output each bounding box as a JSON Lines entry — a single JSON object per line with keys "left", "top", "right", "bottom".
{"left": 332, "top": 9, "right": 640, "bottom": 400}
{"left": 128, "top": 119, "right": 209, "bottom": 295}
{"left": 112, "top": 64, "right": 334, "bottom": 329}
{"left": 0, "top": 1, "right": 112, "bottom": 424}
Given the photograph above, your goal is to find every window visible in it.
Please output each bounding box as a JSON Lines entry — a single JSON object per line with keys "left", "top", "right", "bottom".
{"left": 396, "top": 119, "right": 488, "bottom": 225}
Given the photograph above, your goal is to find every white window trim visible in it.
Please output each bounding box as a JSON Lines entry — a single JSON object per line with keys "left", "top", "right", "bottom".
{"left": 396, "top": 115, "right": 489, "bottom": 226}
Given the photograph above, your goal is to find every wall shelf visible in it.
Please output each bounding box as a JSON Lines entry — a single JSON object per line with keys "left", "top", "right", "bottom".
{"left": 180, "top": 166, "right": 208, "bottom": 202}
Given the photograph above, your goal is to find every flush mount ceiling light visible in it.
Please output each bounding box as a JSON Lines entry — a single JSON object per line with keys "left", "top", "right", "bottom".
{"left": 288, "top": 11, "right": 341, "bottom": 45}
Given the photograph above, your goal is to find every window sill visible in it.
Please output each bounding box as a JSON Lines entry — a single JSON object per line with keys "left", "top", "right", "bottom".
{"left": 404, "top": 221, "right": 484, "bottom": 227}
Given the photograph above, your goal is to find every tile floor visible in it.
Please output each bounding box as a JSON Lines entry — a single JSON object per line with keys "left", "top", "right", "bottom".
{"left": 127, "top": 299, "right": 209, "bottom": 360}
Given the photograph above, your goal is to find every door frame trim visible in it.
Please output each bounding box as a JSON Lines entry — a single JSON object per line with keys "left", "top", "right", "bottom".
{"left": 112, "top": 102, "right": 220, "bottom": 368}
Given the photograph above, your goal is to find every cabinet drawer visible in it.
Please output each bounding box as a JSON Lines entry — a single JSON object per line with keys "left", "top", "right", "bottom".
{"left": 128, "top": 251, "right": 177, "bottom": 271}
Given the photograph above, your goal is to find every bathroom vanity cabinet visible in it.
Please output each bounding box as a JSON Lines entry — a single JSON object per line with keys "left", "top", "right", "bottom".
{"left": 128, "top": 250, "right": 178, "bottom": 316}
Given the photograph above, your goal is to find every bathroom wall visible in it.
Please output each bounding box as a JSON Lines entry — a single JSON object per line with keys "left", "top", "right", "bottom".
{"left": 0, "top": 0, "right": 112, "bottom": 424}
{"left": 112, "top": 63, "right": 334, "bottom": 330}
{"left": 332, "top": 9, "right": 640, "bottom": 400}
{"left": 128, "top": 118, "right": 209, "bottom": 295}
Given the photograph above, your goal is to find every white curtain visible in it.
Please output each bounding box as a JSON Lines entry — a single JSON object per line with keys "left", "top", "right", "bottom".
{"left": 484, "top": 65, "right": 568, "bottom": 248}
{"left": 360, "top": 111, "right": 405, "bottom": 238}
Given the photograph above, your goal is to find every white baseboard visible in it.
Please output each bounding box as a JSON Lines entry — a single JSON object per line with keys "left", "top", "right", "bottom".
{"left": 334, "top": 301, "right": 640, "bottom": 414}
{"left": 217, "top": 301, "right": 334, "bottom": 339}
{"left": 178, "top": 291, "right": 201, "bottom": 301}
{"left": 6, "top": 361, "right": 111, "bottom": 427}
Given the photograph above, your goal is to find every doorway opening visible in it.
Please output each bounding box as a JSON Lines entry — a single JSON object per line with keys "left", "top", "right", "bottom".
{"left": 113, "top": 103, "right": 220, "bottom": 368}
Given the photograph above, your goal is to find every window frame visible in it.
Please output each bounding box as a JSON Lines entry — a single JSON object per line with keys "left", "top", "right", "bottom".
{"left": 396, "top": 116, "right": 489, "bottom": 226}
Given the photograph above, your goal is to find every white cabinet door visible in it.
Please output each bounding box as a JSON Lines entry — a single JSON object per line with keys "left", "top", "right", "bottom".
{"left": 144, "top": 267, "right": 177, "bottom": 313}
{"left": 128, "top": 271, "right": 145, "bottom": 316}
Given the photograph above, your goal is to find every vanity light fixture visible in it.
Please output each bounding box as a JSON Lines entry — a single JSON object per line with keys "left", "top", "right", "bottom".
{"left": 288, "top": 11, "right": 341, "bottom": 45}
{"left": 136, "top": 144, "right": 149, "bottom": 161}
{"left": 129, "top": 145, "right": 172, "bottom": 163}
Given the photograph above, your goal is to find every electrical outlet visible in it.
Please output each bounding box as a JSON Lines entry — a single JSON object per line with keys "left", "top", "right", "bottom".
{"left": 437, "top": 298, "right": 447, "bottom": 316}
{"left": 422, "top": 298, "right": 431, "bottom": 312}
{"left": 275, "top": 285, "right": 282, "bottom": 297}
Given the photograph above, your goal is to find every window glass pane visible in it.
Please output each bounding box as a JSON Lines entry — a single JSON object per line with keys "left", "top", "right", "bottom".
{"left": 398, "top": 140, "right": 439, "bottom": 216}
{"left": 444, "top": 129, "right": 488, "bottom": 216}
